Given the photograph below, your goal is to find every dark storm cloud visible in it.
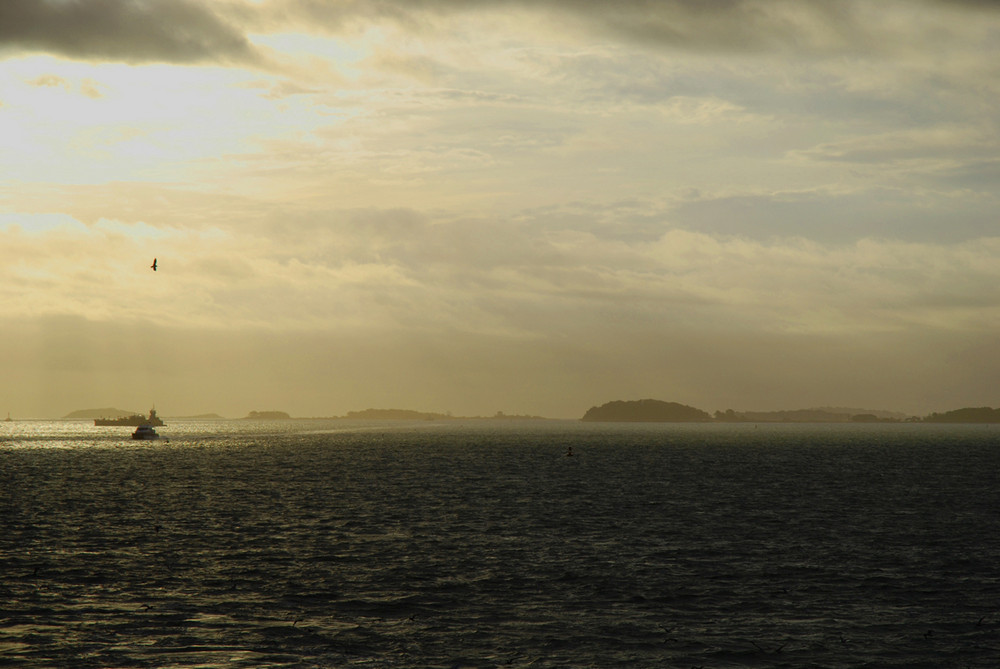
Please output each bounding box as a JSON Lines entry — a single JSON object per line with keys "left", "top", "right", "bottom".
{"left": 0, "top": 0, "right": 260, "bottom": 65}
{"left": 5, "top": 0, "right": 994, "bottom": 65}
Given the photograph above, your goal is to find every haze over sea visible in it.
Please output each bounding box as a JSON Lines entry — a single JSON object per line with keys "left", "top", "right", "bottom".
{"left": 2, "top": 419, "right": 999, "bottom": 668}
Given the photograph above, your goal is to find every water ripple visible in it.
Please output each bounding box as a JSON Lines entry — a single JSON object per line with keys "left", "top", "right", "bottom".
{"left": 2, "top": 421, "right": 1000, "bottom": 667}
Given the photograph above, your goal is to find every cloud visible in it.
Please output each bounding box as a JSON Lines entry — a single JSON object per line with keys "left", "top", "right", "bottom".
{"left": 13, "top": 195, "right": 1000, "bottom": 335}
{"left": 28, "top": 73, "right": 68, "bottom": 88}
{"left": 239, "top": 78, "right": 322, "bottom": 101}
{"left": 250, "top": 0, "right": 1000, "bottom": 57}
{"left": 667, "top": 187, "right": 1000, "bottom": 244}
{"left": 26, "top": 72, "right": 105, "bottom": 98}
{"left": 800, "top": 126, "right": 997, "bottom": 166}
{"left": 80, "top": 78, "right": 104, "bottom": 98}
{"left": 5, "top": 0, "right": 997, "bottom": 70}
{"left": 0, "top": 0, "right": 262, "bottom": 65}
{"left": 546, "top": 0, "right": 865, "bottom": 54}
{"left": 5, "top": 194, "right": 1000, "bottom": 417}
{"left": 795, "top": 125, "right": 1000, "bottom": 198}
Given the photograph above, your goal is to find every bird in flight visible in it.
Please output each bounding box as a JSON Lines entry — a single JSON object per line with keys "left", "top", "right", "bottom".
{"left": 151, "top": 258, "right": 157, "bottom": 271}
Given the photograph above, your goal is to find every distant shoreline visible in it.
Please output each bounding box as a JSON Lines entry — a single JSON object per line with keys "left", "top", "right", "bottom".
{"left": 582, "top": 400, "right": 1000, "bottom": 424}
{"left": 52, "top": 402, "right": 1000, "bottom": 424}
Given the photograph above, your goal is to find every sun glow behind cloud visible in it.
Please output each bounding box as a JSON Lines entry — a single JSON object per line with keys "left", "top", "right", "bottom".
{"left": 1, "top": 56, "right": 329, "bottom": 186}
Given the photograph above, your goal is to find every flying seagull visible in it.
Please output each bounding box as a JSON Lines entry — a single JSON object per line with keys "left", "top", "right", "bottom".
{"left": 151, "top": 258, "right": 157, "bottom": 271}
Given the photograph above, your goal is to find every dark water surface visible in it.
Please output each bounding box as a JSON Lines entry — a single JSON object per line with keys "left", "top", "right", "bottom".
{"left": 2, "top": 420, "right": 999, "bottom": 667}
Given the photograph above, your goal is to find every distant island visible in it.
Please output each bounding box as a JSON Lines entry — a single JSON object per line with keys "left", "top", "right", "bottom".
{"left": 61, "top": 401, "right": 1000, "bottom": 425}
{"left": 713, "top": 407, "right": 908, "bottom": 423}
{"left": 244, "top": 411, "right": 291, "bottom": 419}
{"left": 583, "top": 399, "right": 1000, "bottom": 423}
{"left": 63, "top": 408, "right": 225, "bottom": 420}
{"left": 923, "top": 407, "right": 1000, "bottom": 423}
{"left": 64, "top": 407, "right": 547, "bottom": 421}
{"left": 64, "top": 407, "right": 139, "bottom": 420}
{"left": 340, "top": 409, "right": 547, "bottom": 421}
{"left": 344, "top": 408, "right": 450, "bottom": 421}
{"left": 582, "top": 399, "right": 712, "bottom": 422}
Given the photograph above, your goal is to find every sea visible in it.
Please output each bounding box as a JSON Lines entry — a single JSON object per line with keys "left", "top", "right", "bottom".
{"left": 1, "top": 419, "right": 999, "bottom": 668}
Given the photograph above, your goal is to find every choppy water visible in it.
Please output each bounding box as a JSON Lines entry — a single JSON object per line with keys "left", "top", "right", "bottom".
{"left": 2, "top": 419, "right": 999, "bottom": 667}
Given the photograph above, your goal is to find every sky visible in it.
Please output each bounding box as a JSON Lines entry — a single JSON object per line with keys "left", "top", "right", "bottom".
{"left": 1, "top": 0, "right": 999, "bottom": 419}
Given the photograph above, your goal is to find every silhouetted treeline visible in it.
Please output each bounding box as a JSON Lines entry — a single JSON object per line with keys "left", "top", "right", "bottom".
{"left": 584, "top": 400, "right": 1000, "bottom": 423}
{"left": 714, "top": 408, "right": 903, "bottom": 423}
{"left": 244, "top": 410, "right": 291, "bottom": 419}
{"left": 923, "top": 407, "right": 1000, "bottom": 423}
{"left": 344, "top": 408, "right": 451, "bottom": 421}
{"left": 715, "top": 408, "right": 849, "bottom": 422}
{"left": 716, "top": 406, "right": 1000, "bottom": 423}
{"left": 582, "top": 399, "right": 712, "bottom": 422}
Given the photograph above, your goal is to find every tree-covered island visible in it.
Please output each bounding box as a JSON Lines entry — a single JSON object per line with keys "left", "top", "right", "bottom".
{"left": 582, "top": 399, "right": 713, "bottom": 422}
{"left": 922, "top": 407, "right": 1000, "bottom": 423}
{"left": 244, "top": 411, "right": 292, "bottom": 419}
{"left": 582, "top": 400, "right": 1000, "bottom": 423}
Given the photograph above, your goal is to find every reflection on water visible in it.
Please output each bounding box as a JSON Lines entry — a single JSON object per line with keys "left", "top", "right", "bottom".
{"left": 2, "top": 420, "right": 1000, "bottom": 667}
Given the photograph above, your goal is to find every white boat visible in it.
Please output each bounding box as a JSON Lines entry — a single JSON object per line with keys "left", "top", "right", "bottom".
{"left": 131, "top": 425, "right": 160, "bottom": 440}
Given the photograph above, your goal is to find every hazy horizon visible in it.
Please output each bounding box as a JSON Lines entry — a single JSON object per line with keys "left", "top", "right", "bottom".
{"left": 3, "top": 1, "right": 1000, "bottom": 420}
{"left": 41, "top": 400, "right": 923, "bottom": 422}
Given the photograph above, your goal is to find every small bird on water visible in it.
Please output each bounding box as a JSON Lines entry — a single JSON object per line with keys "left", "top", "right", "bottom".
{"left": 151, "top": 258, "right": 157, "bottom": 271}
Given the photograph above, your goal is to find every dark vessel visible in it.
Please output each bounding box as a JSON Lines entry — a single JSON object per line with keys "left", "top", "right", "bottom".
{"left": 131, "top": 425, "right": 160, "bottom": 440}
{"left": 95, "top": 408, "right": 164, "bottom": 427}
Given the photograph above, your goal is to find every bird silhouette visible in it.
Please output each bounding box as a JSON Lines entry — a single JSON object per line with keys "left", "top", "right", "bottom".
{"left": 151, "top": 258, "right": 157, "bottom": 271}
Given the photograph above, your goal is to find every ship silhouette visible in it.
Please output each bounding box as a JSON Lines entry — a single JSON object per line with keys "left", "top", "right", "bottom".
{"left": 94, "top": 408, "right": 164, "bottom": 427}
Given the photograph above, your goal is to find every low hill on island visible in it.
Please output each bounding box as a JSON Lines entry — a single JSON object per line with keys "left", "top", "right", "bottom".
{"left": 171, "top": 413, "right": 226, "bottom": 420}
{"left": 344, "top": 408, "right": 451, "bottom": 420}
{"left": 582, "top": 399, "right": 712, "bottom": 422}
{"left": 244, "top": 411, "right": 291, "bottom": 419}
{"left": 713, "top": 407, "right": 906, "bottom": 423}
{"left": 923, "top": 407, "right": 1000, "bottom": 423}
{"left": 64, "top": 408, "right": 139, "bottom": 419}
{"left": 64, "top": 408, "right": 226, "bottom": 420}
